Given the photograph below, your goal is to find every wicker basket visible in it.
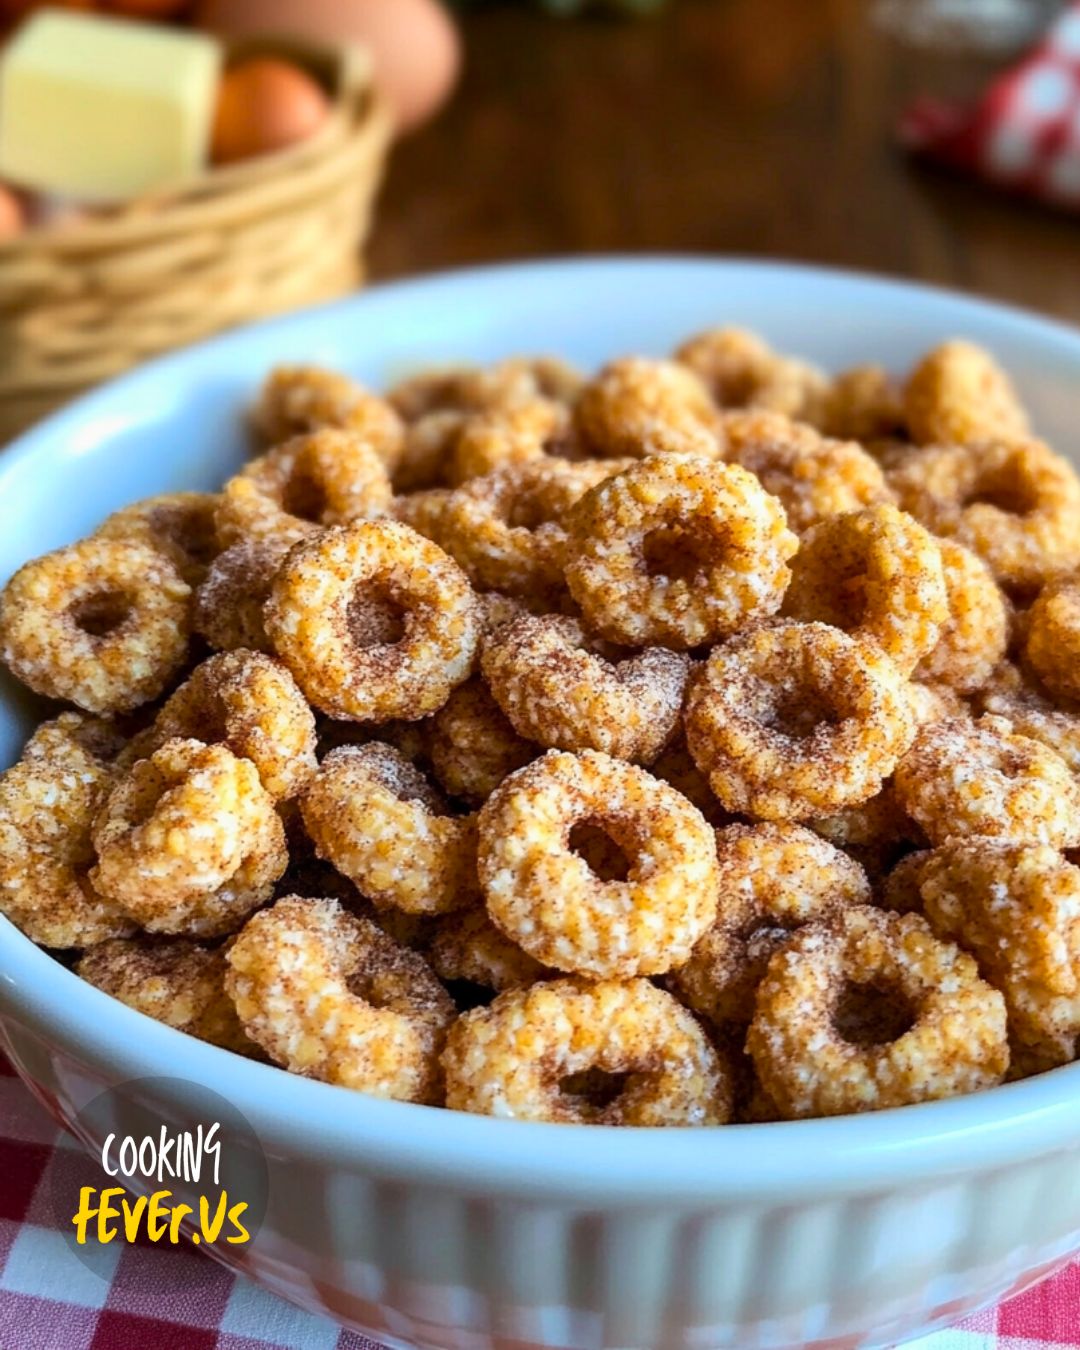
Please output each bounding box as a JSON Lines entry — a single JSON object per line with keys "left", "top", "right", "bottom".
{"left": 0, "top": 36, "right": 392, "bottom": 442}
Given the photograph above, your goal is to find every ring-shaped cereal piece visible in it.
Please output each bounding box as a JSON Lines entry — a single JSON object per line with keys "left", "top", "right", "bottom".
{"left": 0, "top": 538, "right": 191, "bottom": 715}
{"left": 903, "top": 340, "right": 1028, "bottom": 447}
{"left": 217, "top": 430, "right": 393, "bottom": 547}
{"left": 919, "top": 838, "right": 1080, "bottom": 1071}
{"left": 685, "top": 621, "right": 917, "bottom": 821}
{"left": 782, "top": 505, "right": 948, "bottom": 675}
{"left": 226, "top": 895, "right": 454, "bottom": 1102}
{"left": 393, "top": 411, "right": 467, "bottom": 493}
{"left": 428, "top": 907, "right": 552, "bottom": 992}
{"left": 976, "top": 662, "right": 1080, "bottom": 775}
{"left": 449, "top": 398, "right": 575, "bottom": 485}
{"left": 915, "top": 540, "right": 1008, "bottom": 693}
{"left": 809, "top": 781, "right": 926, "bottom": 881}
{"left": 819, "top": 365, "right": 906, "bottom": 444}
{"left": 1025, "top": 577, "right": 1080, "bottom": 704}
{"left": 91, "top": 738, "right": 287, "bottom": 937}
{"left": 388, "top": 357, "right": 583, "bottom": 423}
{"left": 481, "top": 614, "right": 690, "bottom": 764}
{"left": 77, "top": 937, "right": 256, "bottom": 1055}
{"left": 746, "top": 906, "right": 1009, "bottom": 1118}
{"left": 193, "top": 537, "right": 291, "bottom": 654}
{"left": 135, "top": 650, "right": 317, "bottom": 801}
{"left": 301, "top": 743, "right": 480, "bottom": 915}
{"left": 252, "top": 365, "right": 405, "bottom": 469}
{"left": 888, "top": 439, "right": 1080, "bottom": 590}
{"left": 0, "top": 716, "right": 131, "bottom": 948}
{"left": 670, "top": 822, "right": 871, "bottom": 1033}
{"left": 96, "top": 492, "right": 222, "bottom": 585}
{"left": 717, "top": 411, "right": 893, "bottom": 534}
{"left": 427, "top": 677, "right": 535, "bottom": 804}
{"left": 674, "top": 327, "right": 827, "bottom": 423}
{"left": 443, "top": 977, "right": 733, "bottom": 1124}
{"left": 894, "top": 714, "right": 1080, "bottom": 849}
{"left": 478, "top": 749, "right": 719, "bottom": 978}
{"left": 574, "top": 357, "right": 720, "bottom": 459}
{"left": 265, "top": 520, "right": 480, "bottom": 722}
{"left": 650, "top": 735, "right": 734, "bottom": 827}
{"left": 565, "top": 455, "right": 798, "bottom": 648}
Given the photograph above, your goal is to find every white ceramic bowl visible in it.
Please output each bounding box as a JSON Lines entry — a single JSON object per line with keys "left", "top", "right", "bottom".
{"left": 3, "top": 259, "right": 1080, "bottom": 1350}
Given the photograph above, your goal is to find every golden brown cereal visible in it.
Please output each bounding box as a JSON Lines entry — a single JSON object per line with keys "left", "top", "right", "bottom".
{"left": 907, "top": 680, "right": 970, "bottom": 728}
{"left": 674, "top": 327, "right": 827, "bottom": 424}
{"left": 77, "top": 937, "right": 255, "bottom": 1055}
{"left": 915, "top": 540, "right": 1008, "bottom": 693}
{"left": 1025, "top": 576, "right": 1080, "bottom": 704}
{"left": 566, "top": 455, "right": 798, "bottom": 648}
{"left": 96, "top": 493, "right": 222, "bottom": 585}
{"left": 670, "top": 823, "right": 871, "bottom": 1033}
{"left": 217, "top": 429, "right": 393, "bottom": 546}
{"left": 265, "top": 520, "right": 480, "bottom": 722}
{"left": 810, "top": 781, "right": 926, "bottom": 881}
{"left": 428, "top": 907, "right": 552, "bottom": 991}
{"left": 427, "top": 677, "right": 535, "bottom": 804}
{"left": 888, "top": 439, "right": 1080, "bottom": 590}
{"left": 879, "top": 850, "right": 934, "bottom": 914}
{"left": 574, "top": 357, "right": 720, "bottom": 459}
{"left": 718, "top": 411, "right": 893, "bottom": 534}
{"left": 0, "top": 716, "right": 131, "bottom": 948}
{"left": 904, "top": 340, "right": 1028, "bottom": 447}
{"left": 783, "top": 506, "right": 947, "bottom": 675}
{"left": 685, "top": 621, "right": 917, "bottom": 821}
{"left": 819, "top": 365, "right": 906, "bottom": 444}
{"left": 226, "top": 895, "right": 454, "bottom": 1102}
{"left": 650, "top": 735, "right": 734, "bottom": 827}
{"left": 449, "top": 398, "right": 575, "bottom": 485}
{"left": 479, "top": 749, "right": 718, "bottom": 978}
{"left": 252, "top": 365, "right": 405, "bottom": 469}
{"left": 0, "top": 538, "right": 191, "bottom": 715}
{"left": 920, "top": 839, "right": 1080, "bottom": 1070}
{"left": 894, "top": 715, "right": 1080, "bottom": 848}
{"left": 976, "top": 661, "right": 1080, "bottom": 775}
{"left": 388, "top": 357, "right": 583, "bottom": 423}
{"left": 134, "top": 650, "right": 317, "bottom": 801}
{"left": 301, "top": 743, "right": 480, "bottom": 915}
{"left": 393, "top": 411, "right": 466, "bottom": 493}
{"left": 481, "top": 615, "right": 690, "bottom": 764}
{"left": 193, "top": 536, "right": 292, "bottom": 654}
{"left": 443, "top": 977, "right": 733, "bottom": 1124}
{"left": 91, "top": 738, "right": 287, "bottom": 937}
{"left": 746, "top": 906, "right": 1009, "bottom": 1118}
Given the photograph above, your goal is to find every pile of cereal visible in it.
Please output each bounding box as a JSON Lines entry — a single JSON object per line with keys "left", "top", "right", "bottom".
{"left": 4, "top": 333, "right": 1080, "bottom": 1124}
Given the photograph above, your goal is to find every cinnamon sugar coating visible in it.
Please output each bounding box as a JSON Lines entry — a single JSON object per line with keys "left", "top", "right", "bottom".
{"left": 96, "top": 492, "right": 222, "bottom": 585}
{"left": 193, "top": 536, "right": 291, "bottom": 654}
{"left": 916, "top": 540, "right": 1008, "bottom": 692}
{"left": 674, "top": 327, "right": 827, "bottom": 423}
{"left": 427, "top": 677, "right": 535, "bottom": 804}
{"left": 428, "top": 906, "right": 552, "bottom": 992}
{"left": 575, "top": 357, "right": 720, "bottom": 459}
{"left": 903, "top": 340, "right": 1028, "bottom": 447}
{"left": 252, "top": 365, "right": 405, "bottom": 469}
{"left": 1025, "top": 576, "right": 1080, "bottom": 704}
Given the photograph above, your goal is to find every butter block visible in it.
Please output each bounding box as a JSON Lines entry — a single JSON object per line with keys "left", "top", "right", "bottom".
{"left": 0, "top": 11, "right": 222, "bottom": 200}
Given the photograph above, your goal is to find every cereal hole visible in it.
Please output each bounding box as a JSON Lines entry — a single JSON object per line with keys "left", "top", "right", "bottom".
{"left": 766, "top": 684, "right": 844, "bottom": 741}
{"left": 346, "top": 588, "right": 408, "bottom": 648}
{"left": 69, "top": 591, "right": 133, "bottom": 638}
{"left": 642, "top": 524, "right": 716, "bottom": 583}
{"left": 833, "top": 980, "right": 917, "bottom": 1047}
{"left": 282, "top": 469, "right": 329, "bottom": 523}
{"left": 960, "top": 464, "right": 1037, "bottom": 516}
{"left": 568, "top": 820, "right": 633, "bottom": 882}
{"left": 559, "top": 1067, "right": 630, "bottom": 1116}
{"left": 153, "top": 505, "right": 218, "bottom": 566}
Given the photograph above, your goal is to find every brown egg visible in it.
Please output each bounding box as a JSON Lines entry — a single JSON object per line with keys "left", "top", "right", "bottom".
{"left": 193, "top": 0, "right": 461, "bottom": 134}
{"left": 102, "top": 0, "right": 190, "bottom": 16}
{"left": 211, "top": 58, "right": 331, "bottom": 165}
{"left": 0, "top": 185, "right": 26, "bottom": 243}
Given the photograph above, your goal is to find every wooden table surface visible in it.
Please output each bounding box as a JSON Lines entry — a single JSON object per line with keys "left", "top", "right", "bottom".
{"left": 370, "top": 0, "right": 1080, "bottom": 322}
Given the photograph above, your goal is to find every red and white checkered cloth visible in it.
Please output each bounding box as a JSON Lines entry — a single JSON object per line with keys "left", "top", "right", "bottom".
{"left": 900, "top": 1, "right": 1080, "bottom": 210}
{"left": 2, "top": 1055, "right": 1080, "bottom": 1350}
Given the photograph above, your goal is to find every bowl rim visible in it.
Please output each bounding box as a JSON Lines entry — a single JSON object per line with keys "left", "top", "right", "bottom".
{"left": 4, "top": 254, "right": 1080, "bottom": 1204}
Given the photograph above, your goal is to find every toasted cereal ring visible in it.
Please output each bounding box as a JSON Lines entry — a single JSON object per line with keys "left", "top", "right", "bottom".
{"left": 217, "top": 430, "right": 393, "bottom": 546}
{"left": 915, "top": 540, "right": 1008, "bottom": 693}
{"left": 77, "top": 937, "right": 255, "bottom": 1055}
{"left": 481, "top": 614, "right": 689, "bottom": 764}
{"left": 685, "top": 621, "right": 917, "bottom": 821}
{"left": 193, "top": 536, "right": 291, "bottom": 654}
{"left": 479, "top": 749, "right": 719, "bottom": 978}
{"left": 449, "top": 398, "right": 575, "bottom": 485}
{"left": 443, "top": 976, "right": 733, "bottom": 1124}
{"left": 96, "top": 493, "right": 222, "bottom": 585}
{"left": 252, "top": 365, "right": 405, "bottom": 468}
{"left": 0, "top": 538, "right": 191, "bottom": 715}
{"left": 904, "top": 340, "right": 1028, "bottom": 447}
{"left": 819, "top": 365, "right": 906, "bottom": 444}
{"left": 650, "top": 735, "right": 734, "bottom": 827}
{"left": 91, "top": 739, "right": 287, "bottom": 937}
{"left": 574, "top": 357, "right": 720, "bottom": 459}
{"left": 135, "top": 650, "right": 317, "bottom": 801}
{"left": 388, "top": 357, "right": 583, "bottom": 423}
{"left": 717, "top": 411, "right": 893, "bottom": 534}
{"left": 670, "top": 823, "right": 871, "bottom": 1032}
{"left": 427, "top": 677, "right": 535, "bottom": 804}
{"left": 782, "top": 506, "right": 947, "bottom": 675}
{"left": 879, "top": 849, "right": 934, "bottom": 914}
{"left": 301, "top": 743, "right": 479, "bottom": 915}
{"left": 565, "top": 456, "right": 797, "bottom": 648}
{"left": 428, "top": 907, "right": 552, "bottom": 991}
{"left": 888, "top": 440, "right": 1080, "bottom": 590}
{"left": 920, "top": 839, "right": 1080, "bottom": 1070}
{"left": 976, "top": 662, "right": 1080, "bottom": 774}
{"left": 226, "top": 895, "right": 454, "bottom": 1102}
{"left": 265, "top": 521, "right": 480, "bottom": 722}
{"left": 809, "top": 781, "right": 926, "bottom": 881}
{"left": 746, "top": 906, "right": 1008, "bottom": 1118}
{"left": 1025, "top": 576, "right": 1080, "bottom": 704}
{"left": 674, "top": 327, "right": 827, "bottom": 423}
{"left": 894, "top": 715, "right": 1080, "bottom": 848}
{"left": 908, "top": 680, "right": 970, "bottom": 728}
{"left": 392, "top": 411, "right": 466, "bottom": 493}
{"left": 0, "top": 716, "right": 131, "bottom": 947}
